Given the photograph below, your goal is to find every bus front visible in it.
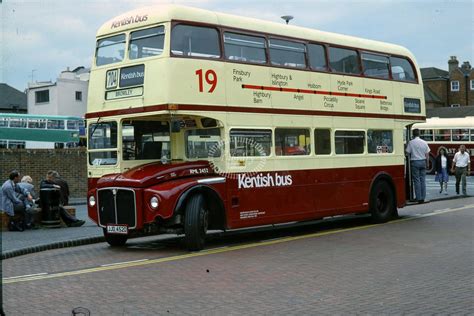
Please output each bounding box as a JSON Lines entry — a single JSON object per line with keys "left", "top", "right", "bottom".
{"left": 86, "top": 7, "right": 226, "bottom": 247}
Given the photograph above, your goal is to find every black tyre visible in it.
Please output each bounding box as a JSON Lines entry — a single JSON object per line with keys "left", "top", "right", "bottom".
{"left": 184, "top": 194, "right": 209, "bottom": 251}
{"left": 103, "top": 229, "right": 128, "bottom": 247}
{"left": 369, "top": 180, "right": 397, "bottom": 223}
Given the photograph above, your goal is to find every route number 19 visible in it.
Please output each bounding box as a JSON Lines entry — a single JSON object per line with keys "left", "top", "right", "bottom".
{"left": 195, "top": 69, "right": 217, "bottom": 93}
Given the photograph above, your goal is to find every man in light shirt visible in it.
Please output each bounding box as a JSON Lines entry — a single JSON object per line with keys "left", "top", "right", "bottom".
{"left": 406, "top": 129, "right": 431, "bottom": 203}
{"left": 451, "top": 144, "right": 470, "bottom": 195}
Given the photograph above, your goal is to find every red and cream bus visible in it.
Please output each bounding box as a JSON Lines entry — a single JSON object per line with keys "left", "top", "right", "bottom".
{"left": 413, "top": 117, "right": 474, "bottom": 174}
{"left": 86, "top": 5, "right": 425, "bottom": 250}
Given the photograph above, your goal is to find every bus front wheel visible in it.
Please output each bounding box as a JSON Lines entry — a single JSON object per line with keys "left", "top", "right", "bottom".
{"left": 103, "top": 229, "right": 128, "bottom": 247}
{"left": 184, "top": 194, "right": 209, "bottom": 251}
{"left": 369, "top": 180, "right": 396, "bottom": 223}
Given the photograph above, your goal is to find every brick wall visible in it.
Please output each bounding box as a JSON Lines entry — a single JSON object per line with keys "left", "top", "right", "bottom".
{"left": 449, "top": 70, "right": 467, "bottom": 106}
{"left": 0, "top": 148, "right": 87, "bottom": 199}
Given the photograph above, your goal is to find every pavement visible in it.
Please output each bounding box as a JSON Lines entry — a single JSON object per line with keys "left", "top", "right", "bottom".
{"left": 1, "top": 176, "right": 472, "bottom": 259}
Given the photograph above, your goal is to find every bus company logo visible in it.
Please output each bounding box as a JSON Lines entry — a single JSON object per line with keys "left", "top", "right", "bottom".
{"left": 238, "top": 173, "right": 293, "bottom": 189}
{"left": 208, "top": 137, "right": 267, "bottom": 180}
{"left": 111, "top": 14, "right": 148, "bottom": 29}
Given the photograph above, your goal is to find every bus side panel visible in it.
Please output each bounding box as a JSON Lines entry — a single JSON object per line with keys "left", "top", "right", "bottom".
{"left": 226, "top": 165, "right": 405, "bottom": 229}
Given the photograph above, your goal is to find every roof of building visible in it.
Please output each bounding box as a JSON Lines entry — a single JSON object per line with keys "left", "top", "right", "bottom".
{"left": 0, "top": 83, "right": 27, "bottom": 111}
{"left": 427, "top": 105, "right": 474, "bottom": 118}
{"left": 420, "top": 67, "right": 449, "bottom": 80}
{"left": 424, "top": 86, "right": 443, "bottom": 104}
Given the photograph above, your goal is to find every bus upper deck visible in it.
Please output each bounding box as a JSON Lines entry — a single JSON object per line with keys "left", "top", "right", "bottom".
{"left": 87, "top": 4, "right": 424, "bottom": 122}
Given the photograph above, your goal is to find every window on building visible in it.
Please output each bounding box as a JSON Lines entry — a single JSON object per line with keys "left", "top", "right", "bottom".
{"left": 307, "top": 44, "right": 327, "bottom": 71}
{"left": 230, "top": 129, "right": 272, "bottom": 156}
{"left": 35, "top": 90, "right": 50, "bottom": 104}
{"left": 275, "top": 128, "right": 310, "bottom": 156}
{"left": 390, "top": 56, "right": 416, "bottom": 82}
{"left": 335, "top": 130, "right": 365, "bottom": 154}
{"left": 129, "top": 26, "right": 165, "bottom": 60}
{"left": 171, "top": 25, "right": 220, "bottom": 58}
{"left": 314, "top": 129, "right": 331, "bottom": 155}
{"left": 269, "top": 39, "right": 306, "bottom": 68}
{"left": 367, "top": 130, "right": 393, "bottom": 153}
{"left": 471, "top": 80, "right": 474, "bottom": 90}
{"left": 224, "top": 32, "right": 266, "bottom": 64}
{"left": 362, "top": 53, "right": 390, "bottom": 79}
{"left": 329, "top": 47, "right": 360, "bottom": 74}
{"left": 75, "top": 91, "right": 82, "bottom": 101}
{"left": 451, "top": 81, "right": 460, "bottom": 92}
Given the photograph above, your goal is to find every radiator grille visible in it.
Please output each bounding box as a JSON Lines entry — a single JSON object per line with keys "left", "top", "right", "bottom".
{"left": 97, "top": 188, "right": 136, "bottom": 228}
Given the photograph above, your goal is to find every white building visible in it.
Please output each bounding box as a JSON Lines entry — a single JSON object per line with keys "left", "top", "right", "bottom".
{"left": 27, "top": 66, "right": 89, "bottom": 117}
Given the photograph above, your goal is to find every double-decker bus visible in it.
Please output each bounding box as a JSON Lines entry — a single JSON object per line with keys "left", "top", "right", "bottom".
{"left": 86, "top": 5, "right": 425, "bottom": 250}
{"left": 0, "top": 113, "right": 84, "bottom": 149}
{"left": 413, "top": 117, "right": 474, "bottom": 174}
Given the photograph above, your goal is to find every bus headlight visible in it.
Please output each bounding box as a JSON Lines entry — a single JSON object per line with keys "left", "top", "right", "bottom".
{"left": 150, "top": 196, "right": 159, "bottom": 209}
{"left": 89, "top": 196, "right": 96, "bottom": 207}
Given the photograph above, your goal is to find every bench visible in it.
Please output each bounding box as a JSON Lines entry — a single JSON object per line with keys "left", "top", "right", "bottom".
{"left": 1, "top": 206, "right": 76, "bottom": 231}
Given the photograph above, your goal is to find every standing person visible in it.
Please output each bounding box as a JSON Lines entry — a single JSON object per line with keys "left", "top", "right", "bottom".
{"left": 40, "top": 170, "right": 85, "bottom": 227}
{"left": 451, "top": 145, "right": 471, "bottom": 195}
{"left": 406, "top": 129, "right": 431, "bottom": 203}
{"left": 0, "top": 170, "right": 34, "bottom": 231}
{"left": 434, "top": 148, "right": 451, "bottom": 195}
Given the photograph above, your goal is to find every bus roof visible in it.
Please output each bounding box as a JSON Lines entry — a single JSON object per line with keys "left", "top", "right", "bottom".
{"left": 413, "top": 117, "right": 474, "bottom": 129}
{"left": 0, "top": 113, "right": 83, "bottom": 120}
{"left": 97, "top": 5, "right": 416, "bottom": 61}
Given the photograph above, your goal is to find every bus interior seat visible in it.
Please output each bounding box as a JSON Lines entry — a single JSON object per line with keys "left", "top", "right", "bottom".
{"left": 142, "top": 141, "right": 162, "bottom": 159}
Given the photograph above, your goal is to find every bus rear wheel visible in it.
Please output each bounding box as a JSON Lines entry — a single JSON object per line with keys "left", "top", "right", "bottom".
{"left": 184, "top": 194, "right": 209, "bottom": 251}
{"left": 103, "top": 229, "right": 128, "bottom": 247}
{"left": 369, "top": 180, "right": 396, "bottom": 223}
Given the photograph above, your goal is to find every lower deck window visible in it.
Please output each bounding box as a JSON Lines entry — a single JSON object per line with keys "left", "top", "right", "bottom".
{"left": 230, "top": 129, "right": 272, "bottom": 156}
{"left": 122, "top": 120, "right": 170, "bottom": 161}
{"left": 186, "top": 128, "right": 221, "bottom": 158}
{"left": 335, "top": 130, "right": 365, "bottom": 154}
{"left": 275, "top": 128, "right": 310, "bottom": 155}
{"left": 314, "top": 129, "right": 331, "bottom": 155}
{"left": 367, "top": 130, "right": 393, "bottom": 153}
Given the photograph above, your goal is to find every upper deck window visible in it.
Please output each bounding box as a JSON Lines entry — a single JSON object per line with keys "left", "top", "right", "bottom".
{"left": 269, "top": 39, "right": 306, "bottom": 68}
{"left": 129, "top": 26, "right": 165, "bottom": 60}
{"left": 308, "top": 44, "right": 327, "bottom": 71}
{"left": 390, "top": 56, "right": 416, "bottom": 82}
{"left": 96, "top": 34, "right": 126, "bottom": 66}
{"left": 171, "top": 25, "right": 220, "bottom": 58}
{"left": 329, "top": 47, "right": 360, "bottom": 74}
{"left": 224, "top": 32, "right": 266, "bottom": 64}
{"left": 362, "top": 53, "right": 390, "bottom": 79}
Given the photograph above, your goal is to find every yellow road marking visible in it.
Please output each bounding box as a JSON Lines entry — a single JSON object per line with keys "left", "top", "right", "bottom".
{"left": 3, "top": 205, "right": 472, "bottom": 285}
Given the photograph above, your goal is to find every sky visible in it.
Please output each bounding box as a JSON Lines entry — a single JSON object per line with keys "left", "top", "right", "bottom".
{"left": 1, "top": 0, "right": 473, "bottom": 91}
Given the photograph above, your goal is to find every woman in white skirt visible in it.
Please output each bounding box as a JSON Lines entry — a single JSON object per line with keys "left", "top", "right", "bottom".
{"left": 434, "top": 147, "right": 451, "bottom": 194}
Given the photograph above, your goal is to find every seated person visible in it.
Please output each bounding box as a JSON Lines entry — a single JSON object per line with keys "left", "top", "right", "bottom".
{"left": 40, "top": 170, "right": 85, "bottom": 227}
{"left": 18, "top": 175, "right": 38, "bottom": 212}
{"left": 1, "top": 170, "right": 34, "bottom": 231}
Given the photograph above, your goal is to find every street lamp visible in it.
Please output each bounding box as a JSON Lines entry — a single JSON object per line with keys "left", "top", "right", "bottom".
{"left": 281, "top": 15, "right": 294, "bottom": 25}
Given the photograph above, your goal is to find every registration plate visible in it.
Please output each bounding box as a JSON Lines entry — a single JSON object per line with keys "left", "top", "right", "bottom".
{"left": 106, "top": 224, "right": 128, "bottom": 235}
